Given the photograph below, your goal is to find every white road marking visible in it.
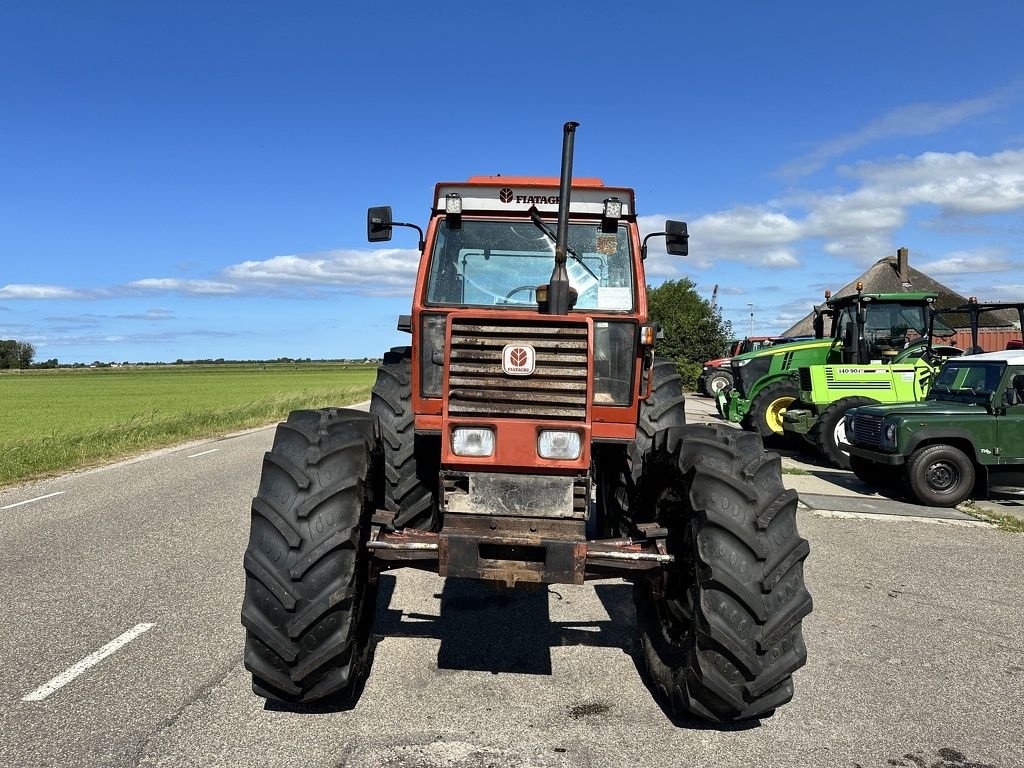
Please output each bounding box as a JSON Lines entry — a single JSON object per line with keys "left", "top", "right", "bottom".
{"left": 0, "top": 491, "right": 65, "bottom": 510}
{"left": 21, "top": 623, "right": 156, "bottom": 702}
{"left": 187, "top": 448, "right": 220, "bottom": 458}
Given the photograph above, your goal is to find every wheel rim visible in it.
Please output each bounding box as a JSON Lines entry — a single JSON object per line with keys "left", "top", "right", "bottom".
{"left": 925, "top": 460, "right": 960, "bottom": 494}
{"left": 832, "top": 417, "right": 848, "bottom": 452}
{"left": 765, "top": 396, "right": 795, "bottom": 434}
{"left": 710, "top": 377, "right": 728, "bottom": 394}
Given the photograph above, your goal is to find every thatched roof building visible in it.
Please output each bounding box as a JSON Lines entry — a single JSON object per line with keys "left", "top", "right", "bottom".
{"left": 780, "top": 248, "right": 1020, "bottom": 337}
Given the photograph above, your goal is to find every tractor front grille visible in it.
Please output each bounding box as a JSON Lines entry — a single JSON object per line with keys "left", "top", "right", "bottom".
{"left": 798, "top": 367, "right": 812, "bottom": 392}
{"left": 850, "top": 413, "right": 883, "bottom": 448}
{"left": 447, "top": 319, "right": 589, "bottom": 421}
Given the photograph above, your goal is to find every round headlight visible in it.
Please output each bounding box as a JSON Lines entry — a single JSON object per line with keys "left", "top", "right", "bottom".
{"left": 885, "top": 423, "right": 897, "bottom": 443}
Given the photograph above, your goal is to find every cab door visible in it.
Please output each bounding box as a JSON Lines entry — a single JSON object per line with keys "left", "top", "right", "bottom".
{"left": 996, "top": 371, "right": 1024, "bottom": 463}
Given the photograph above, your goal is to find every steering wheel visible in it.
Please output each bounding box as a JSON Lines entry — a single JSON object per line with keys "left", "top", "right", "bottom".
{"left": 504, "top": 285, "right": 537, "bottom": 303}
{"left": 894, "top": 338, "right": 938, "bottom": 365}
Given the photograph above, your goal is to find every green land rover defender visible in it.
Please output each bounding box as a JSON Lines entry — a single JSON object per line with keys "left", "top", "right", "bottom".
{"left": 842, "top": 350, "right": 1024, "bottom": 506}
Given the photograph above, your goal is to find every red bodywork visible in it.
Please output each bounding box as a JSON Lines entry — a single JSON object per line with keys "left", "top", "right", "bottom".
{"left": 409, "top": 178, "right": 648, "bottom": 472}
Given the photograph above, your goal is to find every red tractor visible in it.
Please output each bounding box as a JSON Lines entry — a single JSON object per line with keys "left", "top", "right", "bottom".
{"left": 697, "top": 336, "right": 775, "bottom": 396}
{"left": 241, "top": 123, "right": 811, "bottom": 722}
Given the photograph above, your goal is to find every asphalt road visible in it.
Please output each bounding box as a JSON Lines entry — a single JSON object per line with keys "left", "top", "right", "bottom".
{"left": 1, "top": 404, "right": 1022, "bottom": 768}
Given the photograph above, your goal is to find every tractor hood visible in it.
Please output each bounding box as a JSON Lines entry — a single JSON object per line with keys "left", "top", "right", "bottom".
{"left": 731, "top": 338, "right": 832, "bottom": 363}
{"left": 853, "top": 400, "right": 987, "bottom": 420}
{"left": 704, "top": 356, "right": 732, "bottom": 368}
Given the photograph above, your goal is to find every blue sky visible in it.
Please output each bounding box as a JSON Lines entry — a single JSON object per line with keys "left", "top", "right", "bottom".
{"left": 2, "top": 2, "right": 1023, "bottom": 363}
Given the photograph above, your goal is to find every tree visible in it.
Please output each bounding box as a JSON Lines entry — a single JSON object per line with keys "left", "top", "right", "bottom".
{"left": 0, "top": 340, "right": 35, "bottom": 369}
{"left": 647, "top": 279, "right": 733, "bottom": 390}
{"left": 18, "top": 342, "right": 35, "bottom": 369}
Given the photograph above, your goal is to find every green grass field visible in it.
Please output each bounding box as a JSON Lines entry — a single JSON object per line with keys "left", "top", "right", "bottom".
{"left": 0, "top": 363, "right": 376, "bottom": 486}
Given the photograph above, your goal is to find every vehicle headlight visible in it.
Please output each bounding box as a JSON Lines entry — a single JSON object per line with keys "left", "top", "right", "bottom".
{"left": 735, "top": 359, "right": 751, "bottom": 367}
{"left": 538, "top": 430, "right": 582, "bottom": 460}
{"left": 452, "top": 427, "right": 494, "bottom": 457}
{"left": 882, "top": 423, "right": 897, "bottom": 448}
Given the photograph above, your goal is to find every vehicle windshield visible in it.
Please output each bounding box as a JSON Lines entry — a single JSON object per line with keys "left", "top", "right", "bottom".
{"left": 834, "top": 301, "right": 956, "bottom": 359}
{"left": 425, "top": 219, "right": 634, "bottom": 310}
{"left": 927, "top": 361, "right": 1006, "bottom": 403}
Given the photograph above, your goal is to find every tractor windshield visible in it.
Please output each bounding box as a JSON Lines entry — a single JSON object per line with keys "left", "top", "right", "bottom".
{"left": 834, "top": 301, "right": 955, "bottom": 359}
{"left": 927, "top": 360, "right": 1007, "bottom": 404}
{"left": 425, "top": 219, "right": 634, "bottom": 311}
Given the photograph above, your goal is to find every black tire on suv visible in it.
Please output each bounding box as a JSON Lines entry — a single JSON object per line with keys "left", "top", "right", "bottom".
{"left": 634, "top": 424, "right": 812, "bottom": 721}
{"left": 241, "top": 408, "right": 379, "bottom": 705}
{"left": 906, "top": 443, "right": 976, "bottom": 507}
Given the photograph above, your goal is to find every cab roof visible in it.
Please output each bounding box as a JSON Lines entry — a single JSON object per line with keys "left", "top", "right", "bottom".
{"left": 434, "top": 178, "right": 636, "bottom": 217}
{"left": 958, "top": 349, "right": 1024, "bottom": 365}
{"left": 827, "top": 291, "right": 938, "bottom": 307}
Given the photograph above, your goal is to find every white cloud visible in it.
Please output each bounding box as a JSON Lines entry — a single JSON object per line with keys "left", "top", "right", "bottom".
{"left": 223, "top": 247, "right": 421, "bottom": 296}
{"left": 917, "top": 250, "right": 1016, "bottom": 275}
{"left": 127, "top": 278, "right": 240, "bottom": 295}
{"left": 781, "top": 82, "right": 1022, "bottom": 176}
{"left": 0, "top": 284, "right": 92, "bottom": 299}
{"left": 640, "top": 210, "right": 803, "bottom": 268}
{"left": 844, "top": 149, "right": 1024, "bottom": 214}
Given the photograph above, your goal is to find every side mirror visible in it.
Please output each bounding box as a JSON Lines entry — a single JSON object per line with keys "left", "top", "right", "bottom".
{"left": 664, "top": 220, "right": 689, "bottom": 256}
{"left": 367, "top": 206, "right": 393, "bottom": 243}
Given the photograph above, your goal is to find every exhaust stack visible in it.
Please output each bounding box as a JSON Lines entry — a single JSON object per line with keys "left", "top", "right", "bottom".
{"left": 544, "top": 121, "right": 579, "bottom": 315}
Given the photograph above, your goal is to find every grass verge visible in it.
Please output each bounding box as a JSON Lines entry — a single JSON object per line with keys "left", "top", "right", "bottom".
{"left": 0, "top": 364, "right": 374, "bottom": 487}
{"left": 957, "top": 502, "right": 1024, "bottom": 533}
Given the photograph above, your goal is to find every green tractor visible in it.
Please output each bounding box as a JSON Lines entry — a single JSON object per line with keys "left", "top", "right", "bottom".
{"left": 781, "top": 290, "right": 959, "bottom": 469}
{"left": 715, "top": 300, "right": 838, "bottom": 438}
{"left": 717, "top": 288, "right": 955, "bottom": 442}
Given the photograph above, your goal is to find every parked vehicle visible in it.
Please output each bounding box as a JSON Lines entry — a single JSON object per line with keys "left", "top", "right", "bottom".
{"left": 843, "top": 350, "right": 1024, "bottom": 506}
{"left": 781, "top": 292, "right": 960, "bottom": 469}
{"left": 696, "top": 336, "right": 771, "bottom": 396}
{"left": 716, "top": 286, "right": 940, "bottom": 440}
{"left": 239, "top": 122, "right": 811, "bottom": 722}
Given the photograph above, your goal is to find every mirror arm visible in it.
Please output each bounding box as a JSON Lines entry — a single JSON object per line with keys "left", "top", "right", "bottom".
{"left": 640, "top": 231, "right": 665, "bottom": 261}
{"left": 392, "top": 221, "right": 425, "bottom": 251}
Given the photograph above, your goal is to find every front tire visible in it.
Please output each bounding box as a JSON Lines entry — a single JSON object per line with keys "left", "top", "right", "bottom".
{"left": 634, "top": 424, "right": 812, "bottom": 722}
{"left": 596, "top": 358, "right": 686, "bottom": 537}
{"left": 369, "top": 348, "right": 439, "bottom": 530}
{"left": 241, "top": 408, "right": 379, "bottom": 705}
{"left": 906, "top": 443, "right": 976, "bottom": 507}
{"left": 706, "top": 370, "right": 733, "bottom": 397}
{"left": 813, "top": 396, "right": 877, "bottom": 470}
{"left": 745, "top": 381, "right": 799, "bottom": 439}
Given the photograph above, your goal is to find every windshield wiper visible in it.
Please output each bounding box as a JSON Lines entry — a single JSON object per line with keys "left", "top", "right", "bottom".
{"left": 528, "top": 206, "right": 598, "bottom": 280}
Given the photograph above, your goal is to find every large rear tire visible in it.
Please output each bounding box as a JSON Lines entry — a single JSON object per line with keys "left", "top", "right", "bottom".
{"left": 745, "top": 381, "right": 799, "bottom": 439}
{"left": 369, "top": 347, "right": 439, "bottom": 530}
{"left": 813, "top": 396, "right": 877, "bottom": 470}
{"left": 634, "top": 424, "right": 812, "bottom": 722}
{"left": 241, "top": 408, "right": 379, "bottom": 705}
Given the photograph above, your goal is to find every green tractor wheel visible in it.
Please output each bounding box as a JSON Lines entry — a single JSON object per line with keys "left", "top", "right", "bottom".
{"left": 745, "top": 381, "right": 799, "bottom": 438}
